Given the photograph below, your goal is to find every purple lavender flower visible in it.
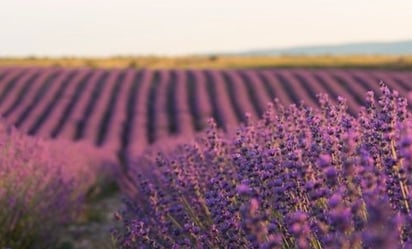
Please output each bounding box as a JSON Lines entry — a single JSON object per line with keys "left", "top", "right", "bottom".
{"left": 0, "top": 119, "right": 108, "bottom": 249}
{"left": 114, "top": 82, "right": 412, "bottom": 249}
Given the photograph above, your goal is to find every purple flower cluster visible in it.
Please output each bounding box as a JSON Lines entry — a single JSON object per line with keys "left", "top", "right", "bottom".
{"left": 0, "top": 119, "right": 105, "bottom": 249}
{"left": 114, "top": 82, "right": 412, "bottom": 249}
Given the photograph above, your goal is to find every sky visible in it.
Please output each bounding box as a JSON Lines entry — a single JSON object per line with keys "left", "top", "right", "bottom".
{"left": 0, "top": 0, "right": 411, "bottom": 56}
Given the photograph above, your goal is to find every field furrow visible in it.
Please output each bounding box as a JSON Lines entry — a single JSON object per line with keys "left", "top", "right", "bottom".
{"left": 222, "top": 70, "right": 257, "bottom": 122}
{"left": 4, "top": 69, "right": 54, "bottom": 124}
{"left": 275, "top": 69, "right": 318, "bottom": 108}
{"left": 174, "top": 70, "right": 194, "bottom": 136}
{"left": 297, "top": 69, "right": 358, "bottom": 116}
{"left": 76, "top": 70, "right": 109, "bottom": 141}
{"left": 129, "top": 69, "right": 151, "bottom": 154}
{"left": 207, "top": 70, "right": 239, "bottom": 130}
{"left": 293, "top": 69, "right": 336, "bottom": 103}
{"left": 26, "top": 69, "right": 76, "bottom": 135}
{"left": 1, "top": 69, "right": 39, "bottom": 117}
{"left": 314, "top": 70, "right": 363, "bottom": 113}
{"left": 388, "top": 72, "right": 412, "bottom": 91}
{"left": 95, "top": 70, "right": 124, "bottom": 147}
{"left": 188, "top": 70, "right": 212, "bottom": 131}
{"left": 329, "top": 69, "right": 367, "bottom": 106}
{"left": 12, "top": 70, "right": 59, "bottom": 128}
{"left": 255, "top": 71, "right": 277, "bottom": 102}
{"left": 291, "top": 70, "right": 329, "bottom": 107}
{"left": 260, "top": 70, "right": 294, "bottom": 107}
{"left": 146, "top": 70, "right": 169, "bottom": 143}
{"left": 48, "top": 69, "right": 91, "bottom": 138}
{"left": 0, "top": 68, "right": 24, "bottom": 107}
{"left": 106, "top": 68, "right": 136, "bottom": 152}
{"left": 238, "top": 70, "right": 271, "bottom": 119}
{"left": 21, "top": 70, "right": 71, "bottom": 135}
{"left": 64, "top": 70, "right": 107, "bottom": 140}
{"left": 348, "top": 70, "right": 382, "bottom": 98}
{"left": 371, "top": 71, "right": 408, "bottom": 92}
{"left": 166, "top": 70, "right": 179, "bottom": 135}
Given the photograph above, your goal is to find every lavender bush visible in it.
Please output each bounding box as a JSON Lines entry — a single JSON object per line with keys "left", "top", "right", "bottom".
{"left": 113, "top": 82, "right": 412, "bottom": 249}
{"left": 0, "top": 120, "right": 106, "bottom": 249}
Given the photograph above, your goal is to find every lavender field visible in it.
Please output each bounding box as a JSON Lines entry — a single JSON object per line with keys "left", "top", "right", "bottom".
{"left": 0, "top": 67, "right": 411, "bottom": 155}
{"left": 1, "top": 66, "right": 412, "bottom": 248}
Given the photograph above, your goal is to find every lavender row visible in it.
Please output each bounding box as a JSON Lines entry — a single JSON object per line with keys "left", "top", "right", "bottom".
{"left": 0, "top": 119, "right": 109, "bottom": 249}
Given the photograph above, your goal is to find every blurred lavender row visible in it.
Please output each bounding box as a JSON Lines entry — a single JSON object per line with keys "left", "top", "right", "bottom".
{"left": 0, "top": 119, "right": 113, "bottom": 249}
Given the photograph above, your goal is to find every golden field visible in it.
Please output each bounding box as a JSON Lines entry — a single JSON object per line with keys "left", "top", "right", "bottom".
{"left": 1, "top": 55, "right": 412, "bottom": 69}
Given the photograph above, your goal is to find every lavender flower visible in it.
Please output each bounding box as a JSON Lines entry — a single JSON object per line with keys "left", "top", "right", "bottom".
{"left": 114, "top": 82, "right": 412, "bottom": 248}
{"left": 0, "top": 119, "right": 108, "bottom": 249}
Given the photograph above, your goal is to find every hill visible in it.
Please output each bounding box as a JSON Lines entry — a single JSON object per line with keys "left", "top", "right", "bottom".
{"left": 237, "top": 40, "right": 412, "bottom": 56}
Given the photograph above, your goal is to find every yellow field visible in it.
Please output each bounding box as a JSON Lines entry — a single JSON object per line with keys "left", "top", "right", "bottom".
{"left": 1, "top": 55, "right": 412, "bottom": 69}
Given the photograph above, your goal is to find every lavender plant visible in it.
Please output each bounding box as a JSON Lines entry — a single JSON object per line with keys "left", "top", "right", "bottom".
{"left": 0, "top": 120, "right": 105, "bottom": 249}
{"left": 114, "top": 82, "right": 412, "bottom": 249}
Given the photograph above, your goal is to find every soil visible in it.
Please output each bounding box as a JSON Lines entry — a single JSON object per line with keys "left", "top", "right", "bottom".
{"left": 59, "top": 190, "right": 124, "bottom": 249}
